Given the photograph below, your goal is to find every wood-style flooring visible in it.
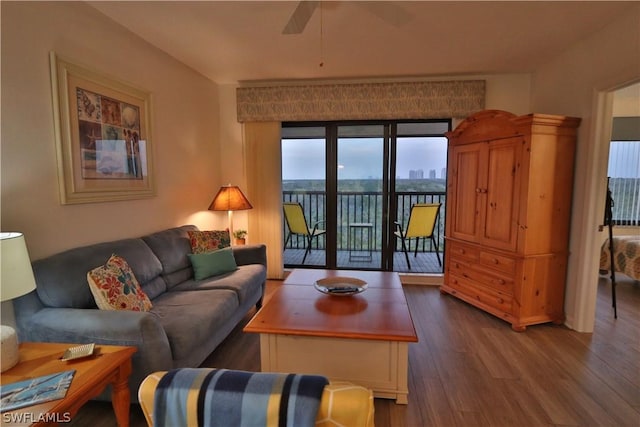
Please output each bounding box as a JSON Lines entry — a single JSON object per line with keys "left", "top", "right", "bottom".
{"left": 70, "top": 273, "right": 639, "bottom": 426}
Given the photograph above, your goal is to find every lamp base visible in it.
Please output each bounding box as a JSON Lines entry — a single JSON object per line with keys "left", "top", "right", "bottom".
{"left": 1, "top": 325, "right": 19, "bottom": 372}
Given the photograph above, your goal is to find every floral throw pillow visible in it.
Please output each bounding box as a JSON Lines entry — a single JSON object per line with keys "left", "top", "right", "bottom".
{"left": 87, "top": 254, "right": 152, "bottom": 312}
{"left": 187, "top": 230, "right": 230, "bottom": 254}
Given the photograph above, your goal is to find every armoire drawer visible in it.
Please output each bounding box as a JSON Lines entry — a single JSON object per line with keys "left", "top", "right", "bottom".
{"left": 447, "top": 274, "right": 513, "bottom": 314}
{"left": 448, "top": 259, "right": 514, "bottom": 295}
{"left": 447, "top": 242, "right": 480, "bottom": 262}
{"left": 479, "top": 251, "right": 516, "bottom": 275}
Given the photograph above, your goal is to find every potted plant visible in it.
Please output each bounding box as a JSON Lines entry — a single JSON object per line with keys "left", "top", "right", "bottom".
{"left": 233, "top": 229, "right": 247, "bottom": 245}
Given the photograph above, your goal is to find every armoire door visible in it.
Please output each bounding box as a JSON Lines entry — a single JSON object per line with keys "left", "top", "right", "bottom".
{"left": 482, "top": 137, "right": 521, "bottom": 251}
{"left": 447, "top": 142, "right": 486, "bottom": 243}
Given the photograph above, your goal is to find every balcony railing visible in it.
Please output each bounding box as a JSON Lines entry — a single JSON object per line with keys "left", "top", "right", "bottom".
{"left": 283, "top": 191, "right": 446, "bottom": 254}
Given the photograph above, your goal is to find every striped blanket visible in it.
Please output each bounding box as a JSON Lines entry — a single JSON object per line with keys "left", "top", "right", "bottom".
{"left": 153, "top": 368, "right": 328, "bottom": 427}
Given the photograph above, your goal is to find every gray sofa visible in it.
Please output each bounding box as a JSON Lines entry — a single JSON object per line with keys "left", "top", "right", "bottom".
{"left": 13, "top": 225, "right": 266, "bottom": 400}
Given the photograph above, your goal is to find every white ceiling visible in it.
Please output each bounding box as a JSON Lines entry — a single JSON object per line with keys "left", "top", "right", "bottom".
{"left": 89, "top": 1, "right": 634, "bottom": 84}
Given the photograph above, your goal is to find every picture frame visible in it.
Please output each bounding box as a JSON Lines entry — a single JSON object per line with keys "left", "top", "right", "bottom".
{"left": 50, "top": 52, "right": 155, "bottom": 204}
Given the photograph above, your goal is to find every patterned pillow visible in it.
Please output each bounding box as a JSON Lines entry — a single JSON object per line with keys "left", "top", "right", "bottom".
{"left": 87, "top": 254, "right": 153, "bottom": 312}
{"left": 187, "top": 230, "right": 230, "bottom": 254}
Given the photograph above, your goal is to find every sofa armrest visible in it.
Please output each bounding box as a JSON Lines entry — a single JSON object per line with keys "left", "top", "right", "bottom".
{"left": 232, "top": 244, "right": 267, "bottom": 267}
{"left": 23, "top": 308, "right": 173, "bottom": 370}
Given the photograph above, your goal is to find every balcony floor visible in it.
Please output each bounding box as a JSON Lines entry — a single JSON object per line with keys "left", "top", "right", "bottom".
{"left": 283, "top": 249, "right": 443, "bottom": 274}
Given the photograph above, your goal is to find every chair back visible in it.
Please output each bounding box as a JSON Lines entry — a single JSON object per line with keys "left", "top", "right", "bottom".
{"left": 405, "top": 203, "right": 441, "bottom": 238}
{"left": 283, "top": 202, "right": 310, "bottom": 236}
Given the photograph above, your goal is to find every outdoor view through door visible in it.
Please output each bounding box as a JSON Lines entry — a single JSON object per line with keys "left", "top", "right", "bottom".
{"left": 282, "top": 120, "right": 451, "bottom": 274}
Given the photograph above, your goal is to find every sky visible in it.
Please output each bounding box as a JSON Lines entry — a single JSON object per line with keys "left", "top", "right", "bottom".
{"left": 282, "top": 137, "right": 448, "bottom": 180}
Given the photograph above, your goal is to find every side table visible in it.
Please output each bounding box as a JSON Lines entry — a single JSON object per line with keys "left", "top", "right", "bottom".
{"left": 0, "top": 342, "right": 136, "bottom": 427}
{"left": 348, "top": 223, "right": 373, "bottom": 261}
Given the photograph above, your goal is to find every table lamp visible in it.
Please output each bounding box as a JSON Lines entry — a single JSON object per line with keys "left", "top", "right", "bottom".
{"left": 1, "top": 232, "right": 37, "bottom": 372}
{"left": 208, "top": 184, "right": 253, "bottom": 242}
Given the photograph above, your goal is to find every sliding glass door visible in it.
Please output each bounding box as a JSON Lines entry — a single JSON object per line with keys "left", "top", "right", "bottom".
{"left": 281, "top": 126, "right": 327, "bottom": 266}
{"left": 282, "top": 120, "right": 450, "bottom": 273}
{"left": 335, "top": 125, "right": 387, "bottom": 269}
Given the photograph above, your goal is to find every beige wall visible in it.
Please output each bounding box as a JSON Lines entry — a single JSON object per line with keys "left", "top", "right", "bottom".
{"left": 217, "top": 84, "right": 251, "bottom": 238}
{"left": 531, "top": 4, "right": 640, "bottom": 332}
{"left": 613, "top": 83, "right": 640, "bottom": 117}
{"left": 1, "top": 2, "right": 226, "bottom": 261}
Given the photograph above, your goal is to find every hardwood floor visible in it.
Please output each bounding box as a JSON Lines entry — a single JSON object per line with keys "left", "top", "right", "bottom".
{"left": 71, "top": 274, "right": 639, "bottom": 426}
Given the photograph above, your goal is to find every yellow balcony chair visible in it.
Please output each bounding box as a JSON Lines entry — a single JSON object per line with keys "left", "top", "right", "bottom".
{"left": 283, "top": 202, "right": 326, "bottom": 264}
{"left": 394, "top": 203, "right": 442, "bottom": 269}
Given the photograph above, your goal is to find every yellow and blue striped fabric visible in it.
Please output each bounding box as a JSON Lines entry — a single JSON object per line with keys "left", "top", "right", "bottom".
{"left": 153, "top": 368, "right": 328, "bottom": 427}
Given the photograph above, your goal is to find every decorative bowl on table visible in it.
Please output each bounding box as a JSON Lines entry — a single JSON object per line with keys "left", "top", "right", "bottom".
{"left": 314, "top": 277, "right": 368, "bottom": 296}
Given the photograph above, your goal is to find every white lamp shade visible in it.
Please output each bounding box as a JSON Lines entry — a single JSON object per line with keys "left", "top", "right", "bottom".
{"left": 1, "top": 232, "right": 37, "bottom": 302}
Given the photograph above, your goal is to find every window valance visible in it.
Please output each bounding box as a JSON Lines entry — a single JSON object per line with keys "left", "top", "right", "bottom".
{"left": 237, "top": 80, "right": 485, "bottom": 122}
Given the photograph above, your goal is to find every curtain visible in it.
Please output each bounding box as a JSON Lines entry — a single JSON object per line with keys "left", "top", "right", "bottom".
{"left": 244, "top": 122, "right": 284, "bottom": 279}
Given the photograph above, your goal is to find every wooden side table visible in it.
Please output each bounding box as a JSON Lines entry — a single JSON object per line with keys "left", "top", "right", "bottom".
{"left": 0, "top": 342, "right": 136, "bottom": 427}
{"left": 348, "top": 223, "right": 374, "bottom": 261}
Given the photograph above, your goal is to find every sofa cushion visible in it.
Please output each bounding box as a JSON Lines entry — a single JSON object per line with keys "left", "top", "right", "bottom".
{"left": 187, "top": 230, "right": 230, "bottom": 254}
{"left": 142, "top": 225, "right": 197, "bottom": 289}
{"left": 170, "top": 264, "right": 266, "bottom": 305}
{"left": 150, "top": 289, "right": 238, "bottom": 363}
{"left": 32, "top": 238, "right": 163, "bottom": 309}
{"left": 187, "top": 247, "right": 237, "bottom": 280}
{"left": 87, "top": 254, "right": 153, "bottom": 312}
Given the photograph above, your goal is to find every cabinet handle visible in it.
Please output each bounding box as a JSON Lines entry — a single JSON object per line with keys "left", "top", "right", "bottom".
{"left": 492, "top": 258, "right": 499, "bottom": 264}
{"left": 497, "top": 279, "right": 505, "bottom": 285}
{"left": 498, "top": 298, "right": 504, "bottom": 304}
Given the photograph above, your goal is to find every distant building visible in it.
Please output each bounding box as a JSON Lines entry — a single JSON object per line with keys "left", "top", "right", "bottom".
{"left": 429, "top": 169, "right": 436, "bottom": 179}
{"left": 441, "top": 168, "right": 447, "bottom": 179}
{"left": 409, "top": 169, "right": 424, "bottom": 179}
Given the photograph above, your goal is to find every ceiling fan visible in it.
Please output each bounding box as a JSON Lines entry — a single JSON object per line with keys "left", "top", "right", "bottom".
{"left": 282, "top": 1, "right": 412, "bottom": 35}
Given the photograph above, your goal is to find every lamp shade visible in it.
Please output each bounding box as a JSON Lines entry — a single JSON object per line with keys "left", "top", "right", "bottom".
{"left": 208, "top": 185, "right": 253, "bottom": 212}
{"left": 1, "top": 232, "right": 37, "bottom": 302}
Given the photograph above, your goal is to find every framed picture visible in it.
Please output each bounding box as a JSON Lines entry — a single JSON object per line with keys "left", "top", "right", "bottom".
{"left": 50, "top": 52, "right": 155, "bottom": 204}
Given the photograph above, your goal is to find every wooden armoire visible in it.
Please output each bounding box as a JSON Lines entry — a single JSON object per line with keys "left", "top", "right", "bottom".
{"left": 441, "top": 110, "right": 581, "bottom": 331}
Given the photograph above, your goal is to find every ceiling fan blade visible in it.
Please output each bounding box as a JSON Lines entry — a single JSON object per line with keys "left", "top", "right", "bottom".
{"left": 357, "top": 1, "right": 412, "bottom": 28}
{"left": 283, "top": 0, "right": 319, "bottom": 35}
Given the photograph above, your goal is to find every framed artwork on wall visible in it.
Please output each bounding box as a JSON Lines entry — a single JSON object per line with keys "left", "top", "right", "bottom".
{"left": 50, "top": 52, "right": 155, "bottom": 204}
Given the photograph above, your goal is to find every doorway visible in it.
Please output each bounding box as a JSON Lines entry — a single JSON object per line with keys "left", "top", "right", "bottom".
{"left": 573, "top": 80, "right": 640, "bottom": 332}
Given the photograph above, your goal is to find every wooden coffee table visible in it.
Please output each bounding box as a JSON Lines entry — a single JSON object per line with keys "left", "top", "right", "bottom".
{"left": 0, "top": 342, "right": 136, "bottom": 426}
{"left": 244, "top": 269, "right": 418, "bottom": 404}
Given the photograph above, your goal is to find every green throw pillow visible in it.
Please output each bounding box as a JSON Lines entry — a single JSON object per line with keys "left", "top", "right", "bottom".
{"left": 188, "top": 247, "right": 238, "bottom": 280}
